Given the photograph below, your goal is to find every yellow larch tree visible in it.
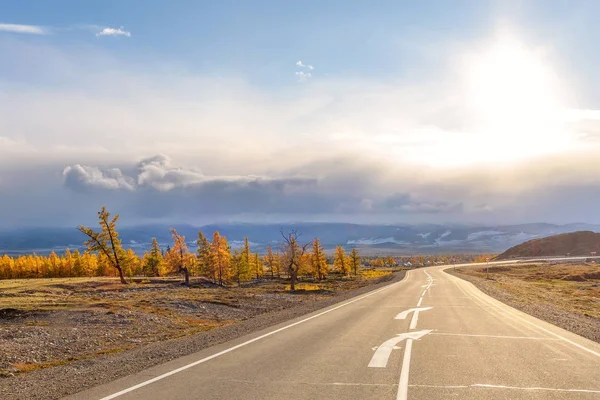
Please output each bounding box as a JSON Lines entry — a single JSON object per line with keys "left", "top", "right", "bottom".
{"left": 263, "top": 245, "right": 279, "bottom": 279}
{"left": 311, "top": 237, "right": 328, "bottom": 280}
{"left": 196, "top": 231, "right": 214, "bottom": 281}
{"left": 333, "top": 246, "right": 349, "bottom": 276}
{"left": 169, "top": 228, "right": 193, "bottom": 286}
{"left": 78, "top": 206, "right": 128, "bottom": 284}
{"left": 350, "top": 248, "right": 361, "bottom": 275}
{"left": 211, "top": 231, "right": 231, "bottom": 286}
{"left": 253, "top": 253, "right": 264, "bottom": 279}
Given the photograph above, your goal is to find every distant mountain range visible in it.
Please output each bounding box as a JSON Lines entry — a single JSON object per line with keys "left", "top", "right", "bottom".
{"left": 2, "top": 222, "right": 600, "bottom": 256}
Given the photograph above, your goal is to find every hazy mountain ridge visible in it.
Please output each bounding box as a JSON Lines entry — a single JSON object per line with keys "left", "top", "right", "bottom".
{"left": 2, "top": 222, "right": 600, "bottom": 255}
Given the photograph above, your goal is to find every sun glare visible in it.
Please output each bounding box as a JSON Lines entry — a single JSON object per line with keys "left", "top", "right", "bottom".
{"left": 405, "top": 33, "right": 574, "bottom": 169}
{"left": 467, "top": 37, "right": 560, "bottom": 129}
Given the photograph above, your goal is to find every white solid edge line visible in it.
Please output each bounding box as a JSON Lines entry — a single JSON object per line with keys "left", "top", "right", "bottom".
{"left": 443, "top": 267, "right": 600, "bottom": 359}
{"left": 410, "top": 384, "right": 600, "bottom": 393}
{"left": 428, "top": 332, "right": 561, "bottom": 340}
{"left": 471, "top": 282, "right": 600, "bottom": 358}
{"left": 471, "top": 384, "right": 600, "bottom": 393}
{"left": 98, "top": 271, "right": 410, "bottom": 400}
{"left": 396, "top": 338, "right": 413, "bottom": 400}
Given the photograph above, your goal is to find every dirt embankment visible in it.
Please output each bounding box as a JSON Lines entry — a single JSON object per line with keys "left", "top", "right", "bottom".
{"left": 0, "top": 271, "right": 402, "bottom": 400}
{"left": 447, "top": 264, "right": 600, "bottom": 343}
{"left": 497, "top": 230, "right": 600, "bottom": 259}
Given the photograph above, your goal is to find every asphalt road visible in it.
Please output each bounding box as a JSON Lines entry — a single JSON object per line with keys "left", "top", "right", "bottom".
{"left": 66, "top": 265, "right": 600, "bottom": 400}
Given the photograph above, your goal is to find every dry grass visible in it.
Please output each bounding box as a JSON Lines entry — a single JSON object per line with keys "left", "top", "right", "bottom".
{"left": 1, "top": 272, "right": 390, "bottom": 376}
{"left": 497, "top": 231, "right": 600, "bottom": 259}
{"left": 360, "top": 269, "right": 393, "bottom": 280}
{"left": 285, "top": 283, "right": 322, "bottom": 291}
{"left": 457, "top": 263, "right": 600, "bottom": 319}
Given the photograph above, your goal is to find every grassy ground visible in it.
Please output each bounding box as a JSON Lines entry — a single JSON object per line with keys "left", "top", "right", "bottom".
{"left": 0, "top": 270, "right": 392, "bottom": 376}
{"left": 451, "top": 263, "right": 600, "bottom": 342}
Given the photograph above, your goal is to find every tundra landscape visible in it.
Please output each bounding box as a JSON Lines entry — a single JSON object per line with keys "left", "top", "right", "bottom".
{"left": 450, "top": 262, "right": 600, "bottom": 343}
{"left": 3, "top": 2, "right": 600, "bottom": 399}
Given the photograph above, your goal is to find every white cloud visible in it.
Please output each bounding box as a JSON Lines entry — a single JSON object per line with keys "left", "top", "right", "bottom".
{"left": 136, "top": 154, "right": 205, "bottom": 191}
{"left": 0, "top": 23, "right": 46, "bottom": 35}
{"left": 295, "top": 71, "right": 312, "bottom": 82}
{"left": 5, "top": 35, "right": 600, "bottom": 224}
{"left": 0, "top": 23, "right": 132, "bottom": 38}
{"left": 96, "top": 26, "right": 131, "bottom": 38}
{"left": 63, "top": 165, "right": 136, "bottom": 191}
{"left": 63, "top": 155, "right": 315, "bottom": 194}
{"left": 296, "top": 60, "right": 314, "bottom": 70}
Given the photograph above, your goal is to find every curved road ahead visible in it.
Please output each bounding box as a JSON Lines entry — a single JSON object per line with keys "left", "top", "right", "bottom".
{"left": 67, "top": 265, "right": 600, "bottom": 400}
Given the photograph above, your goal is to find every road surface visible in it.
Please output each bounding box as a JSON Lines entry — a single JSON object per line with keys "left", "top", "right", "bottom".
{"left": 66, "top": 265, "right": 600, "bottom": 400}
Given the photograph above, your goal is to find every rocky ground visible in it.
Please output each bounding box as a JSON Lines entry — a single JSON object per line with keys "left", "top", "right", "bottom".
{"left": 447, "top": 263, "right": 600, "bottom": 343}
{"left": 0, "top": 270, "right": 403, "bottom": 400}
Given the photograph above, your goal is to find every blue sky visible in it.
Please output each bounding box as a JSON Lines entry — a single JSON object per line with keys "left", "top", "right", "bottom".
{"left": 2, "top": 1, "right": 598, "bottom": 92}
{"left": 4, "top": 1, "right": 592, "bottom": 86}
{"left": 1, "top": 1, "right": 472, "bottom": 85}
{"left": 1, "top": 1, "right": 600, "bottom": 226}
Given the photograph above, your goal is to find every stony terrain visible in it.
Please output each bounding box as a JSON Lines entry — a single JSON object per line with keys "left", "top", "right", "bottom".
{"left": 0, "top": 270, "right": 401, "bottom": 399}
{"left": 448, "top": 263, "right": 600, "bottom": 343}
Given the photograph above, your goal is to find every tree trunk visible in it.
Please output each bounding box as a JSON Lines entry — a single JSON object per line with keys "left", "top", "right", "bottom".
{"left": 117, "top": 267, "right": 127, "bottom": 284}
{"left": 290, "top": 270, "right": 296, "bottom": 291}
{"left": 183, "top": 267, "right": 190, "bottom": 286}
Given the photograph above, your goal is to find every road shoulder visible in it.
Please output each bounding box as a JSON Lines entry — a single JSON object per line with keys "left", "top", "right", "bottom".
{"left": 445, "top": 267, "right": 600, "bottom": 344}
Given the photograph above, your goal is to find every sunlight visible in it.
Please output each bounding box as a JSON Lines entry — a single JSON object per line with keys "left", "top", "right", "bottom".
{"left": 406, "top": 33, "right": 574, "bottom": 168}
{"left": 467, "top": 36, "right": 560, "bottom": 131}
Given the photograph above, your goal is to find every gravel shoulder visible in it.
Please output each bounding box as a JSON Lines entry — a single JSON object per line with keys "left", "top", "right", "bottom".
{"left": 446, "top": 265, "right": 600, "bottom": 343}
{"left": 0, "top": 271, "right": 404, "bottom": 400}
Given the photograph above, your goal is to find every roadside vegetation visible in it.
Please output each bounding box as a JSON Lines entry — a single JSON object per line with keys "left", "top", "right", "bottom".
{"left": 451, "top": 263, "right": 600, "bottom": 343}
{"left": 0, "top": 272, "right": 395, "bottom": 378}
{"left": 0, "top": 207, "right": 400, "bottom": 377}
{"left": 0, "top": 207, "right": 489, "bottom": 379}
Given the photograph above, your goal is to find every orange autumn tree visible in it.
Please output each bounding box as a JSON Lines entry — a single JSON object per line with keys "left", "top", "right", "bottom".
{"left": 78, "top": 206, "right": 128, "bottom": 284}
{"left": 168, "top": 228, "right": 194, "bottom": 286}
{"left": 350, "top": 248, "right": 361, "bottom": 275}
{"left": 211, "top": 231, "right": 231, "bottom": 286}
{"left": 333, "top": 246, "right": 349, "bottom": 276}
{"left": 311, "top": 237, "right": 328, "bottom": 280}
{"left": 263, "top": 245, "right": 280, "bottom": 279}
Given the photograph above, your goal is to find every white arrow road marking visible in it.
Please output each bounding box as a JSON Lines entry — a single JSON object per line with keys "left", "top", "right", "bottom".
{"left": 368, "top": 330, "right": 432, "bottom": 368}
{"left": 394, "top": 307, "right": 432, "bottom": 320}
